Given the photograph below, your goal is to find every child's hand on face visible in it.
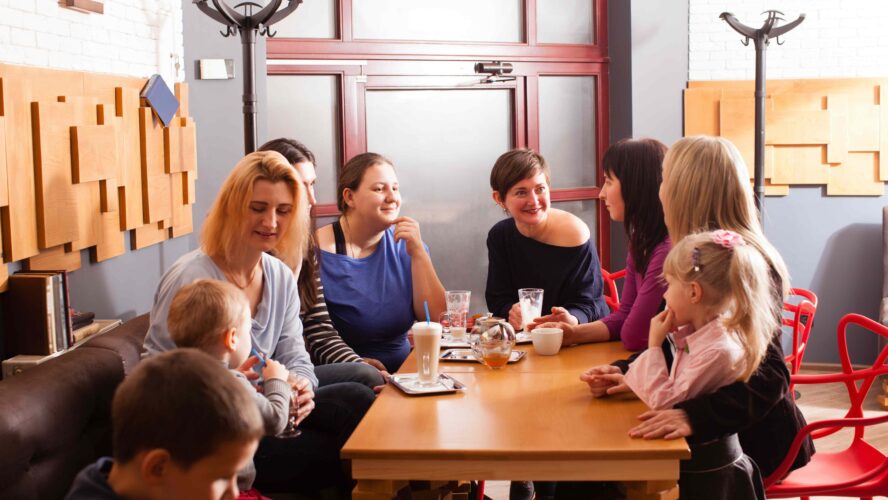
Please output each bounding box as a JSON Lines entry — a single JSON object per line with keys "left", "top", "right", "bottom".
{"left": 262, "top": 358, "right": 289, "bottom": 382}
{"left": 648, "top": 309, "right": 676, "bottom": 349}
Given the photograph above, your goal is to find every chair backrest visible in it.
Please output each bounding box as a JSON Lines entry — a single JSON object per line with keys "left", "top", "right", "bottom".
{"left": 764, "top": 313, "right": 888, "bottom": 492}
{"left": 601, "top": 267, "right": 626, "bottom": 312}
{"left": 782, "top": 288, "right": 819, "bottom": 378}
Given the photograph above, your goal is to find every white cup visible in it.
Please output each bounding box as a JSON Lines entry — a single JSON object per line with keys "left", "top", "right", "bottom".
{"left": 531, "top": 327, "right": 563, "bottom": 355}
{"left": 412, "top": 322, "right": 443, "bottom": 386}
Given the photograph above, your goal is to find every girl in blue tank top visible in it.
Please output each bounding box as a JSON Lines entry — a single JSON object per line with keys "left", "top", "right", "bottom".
{"left": 316, "top": 153, "right": 446, "bottom": 372}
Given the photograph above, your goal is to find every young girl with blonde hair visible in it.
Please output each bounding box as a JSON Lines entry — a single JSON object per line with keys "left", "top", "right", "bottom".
{"left": 623, "top": 230, "right": 774, "bottom": 498}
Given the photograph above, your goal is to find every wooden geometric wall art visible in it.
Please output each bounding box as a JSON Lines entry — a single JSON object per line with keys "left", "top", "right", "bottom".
{"left": 684, "top": 78, "right": 888, "bottom": 196}
{"left": 0, "top": 64, "right": 198, "bottom": 292}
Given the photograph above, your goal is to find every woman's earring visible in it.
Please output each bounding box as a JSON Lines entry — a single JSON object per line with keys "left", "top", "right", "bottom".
{"left": 500, "top": 205, "right": 509, "bottom": 215}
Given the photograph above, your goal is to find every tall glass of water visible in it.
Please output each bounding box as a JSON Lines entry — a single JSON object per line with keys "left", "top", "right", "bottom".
{"left": 518, "top": 288, "right": 544, "bottom": 331}
{"left": 445, "top": 290, "right": 471, "bottom": 341}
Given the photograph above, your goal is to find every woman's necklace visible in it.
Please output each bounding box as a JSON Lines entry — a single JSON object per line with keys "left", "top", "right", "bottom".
{"left": 342, "top": 215, "right": 356, "bottom": 259}
{"left": 224, "top": 262, "right": 259, "bottom": 290}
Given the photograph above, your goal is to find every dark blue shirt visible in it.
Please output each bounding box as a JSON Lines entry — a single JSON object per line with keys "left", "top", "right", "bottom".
{"left": 485, "top": 218, "right": 608, "bottom": 324}
{"left": 319, "top": 227, "right": 420, "bottom": 372}
{"left": 65, "top": 457, "right": 121, "bottom": 500}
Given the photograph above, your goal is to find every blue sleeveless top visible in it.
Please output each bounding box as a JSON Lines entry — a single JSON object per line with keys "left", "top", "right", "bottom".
{"left": 318, "top": 227, "right": 418, "bottom": 372}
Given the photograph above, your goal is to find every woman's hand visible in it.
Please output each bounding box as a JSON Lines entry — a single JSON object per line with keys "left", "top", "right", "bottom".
{"left": 536, "top": 321, "right": 577, "bottom": 346}
{"left": 393, "top": 217, "right": 426, "bottom": 257}
{"left": 629, "top": 409, "right": 692, "bottom": 440}
{"left": 508, "top": 303, "right": 523, "bottom": 330}
{"left": 289, "top": 376, "right": 316, "bottom": 425}
{"left": 526, "top": 306, "right": 579, "bottom": 331}
{"left": 579, "top": 365, "right": 628, "bottom": 397}
{"left": 363, "top": 357, "right": 391, "bottom": 393}
{"left": 363, "top": 357, "right": 387, "bottom": 372}
{"left": 648, "top": 309, "right": 675, "bottom": 349}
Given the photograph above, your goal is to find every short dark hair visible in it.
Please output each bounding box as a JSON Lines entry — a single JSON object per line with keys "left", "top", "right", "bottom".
{"left": 258, "top": 137, "right": 316, "bottom": 166}
{"left": 112, "top": 349, "right": 263, "bottom": 466}
{"left": 337, "top": 152, "right": 393, "bottom": 212}
{"left": 489, "top": 149, "right": 551, "bottom": 201}
{"left": 602, "top": 138, "right": 669, "bottom": 273}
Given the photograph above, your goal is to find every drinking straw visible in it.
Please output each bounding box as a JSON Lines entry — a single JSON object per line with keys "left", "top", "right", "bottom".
{"left": 424, "top": 300, "right": 431, "bottom": 325}
{"left": 251, "top": 347, "right": 267, "bottom": 366}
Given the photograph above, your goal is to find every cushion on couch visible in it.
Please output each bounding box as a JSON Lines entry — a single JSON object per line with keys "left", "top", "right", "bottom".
{"left": 0, "top": 314, "right": 149, "bottom": 500}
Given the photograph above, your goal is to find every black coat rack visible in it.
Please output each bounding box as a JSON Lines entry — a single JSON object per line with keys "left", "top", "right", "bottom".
{"left": 719, "top": 10, "right": 805, "bottom": 225}
{"left": 194, "top": 0, "right": 303, "bottom": 154}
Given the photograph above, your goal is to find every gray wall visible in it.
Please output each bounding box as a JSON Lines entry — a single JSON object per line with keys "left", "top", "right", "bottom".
{"left": 766, "top": 189, "right": 885, "bottom": 364}
{"left": 609, "top": 0, "right": 883, "bottom": 364}
{"left": 607, "top": 0, "right": 688, "bottom": 273}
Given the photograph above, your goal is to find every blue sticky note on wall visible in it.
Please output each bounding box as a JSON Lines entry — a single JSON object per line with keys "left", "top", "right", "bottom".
{"left": 140, "top": 74, "right": 179, "bottom": 128}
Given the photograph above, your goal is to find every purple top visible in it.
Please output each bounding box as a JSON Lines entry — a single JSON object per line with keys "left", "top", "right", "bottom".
{"left": 601, "top": 238, "right": 671, "bottom": 351}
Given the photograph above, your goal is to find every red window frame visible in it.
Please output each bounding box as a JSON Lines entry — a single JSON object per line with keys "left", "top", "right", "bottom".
{"left": 266, "top": 0, "right": 610, "bottom": 266}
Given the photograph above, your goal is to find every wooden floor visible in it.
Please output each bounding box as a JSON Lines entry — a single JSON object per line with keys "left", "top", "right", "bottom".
{"left": 483, "top": 367, "right": 888, "bottom": 499}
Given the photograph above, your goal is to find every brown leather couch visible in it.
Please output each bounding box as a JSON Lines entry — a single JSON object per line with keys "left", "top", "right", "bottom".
{"left": 0, "top": 314, "right": 149, "bottom": 500}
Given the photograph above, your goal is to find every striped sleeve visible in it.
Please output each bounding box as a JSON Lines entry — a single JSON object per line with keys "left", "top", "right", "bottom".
{"left": 301, "top": 276, "right": 363, "bottom": 364}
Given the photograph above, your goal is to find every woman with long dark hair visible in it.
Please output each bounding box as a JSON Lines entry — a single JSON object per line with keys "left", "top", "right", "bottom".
{"left": 532, "top": 138, "right": 670, "bottom": 351}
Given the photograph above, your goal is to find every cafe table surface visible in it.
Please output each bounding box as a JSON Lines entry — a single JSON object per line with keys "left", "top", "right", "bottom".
{"left": 342, "top": 341, "right": 690, "bottom": 500}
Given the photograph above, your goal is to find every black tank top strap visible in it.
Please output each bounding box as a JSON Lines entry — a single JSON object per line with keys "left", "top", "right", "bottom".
{"left": 332, "top": 220, "right": 347, "bottom": 256}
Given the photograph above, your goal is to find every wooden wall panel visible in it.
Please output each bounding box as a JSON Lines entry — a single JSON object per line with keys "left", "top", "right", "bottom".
{"left": 685, "top": 78, "right": 888, "bottom": 196}
{"left": 31, "top": 101, "right": 79, "bottom": 248}
{"left": 133, "top": 222, "right": 168, "bottom": 249}
{"left": 881, "top": 87, "right": 888, "bottom": 180}
{"left": 140, "top": 108, "right": 172, "bottom": 224}
{"left": 0, "top": 63, "right": 198, "bottom": 288}
{"left": 828, "top": 152, "right": 883, "bottom": 196}
{"left": 71, "top": 124, "right": 118, "bottom": 183}
{"left": 0, "top": 116, "right": 8, "bottom": 208}
{"left": 24, "top": 244, "right": 81, "bottom": 273}
{"left": 116, "top": 88, "right": 145, "bottom": 230}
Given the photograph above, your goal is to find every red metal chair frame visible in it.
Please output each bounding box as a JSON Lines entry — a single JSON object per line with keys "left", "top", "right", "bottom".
{"left": 782, "top": 288, "right": 818, "bottom": 394}
{"left": 765, "top": 313, "right": 888, "bottom": 499}
{"left": 601, "top": 267, "right": 626, "bottom": 312}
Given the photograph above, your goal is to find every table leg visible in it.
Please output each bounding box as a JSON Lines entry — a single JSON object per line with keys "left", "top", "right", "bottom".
{"left": 624, "top": 480, "right": 679, "bottom": 500}
{"left": 352, "top": 479, "right": 408, "bottom": 500}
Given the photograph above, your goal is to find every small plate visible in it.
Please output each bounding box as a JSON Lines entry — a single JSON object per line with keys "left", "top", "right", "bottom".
{"left": 440, "top": 349, "right": 526, "bottom": 364}
{"left": 515, "top": 332, "right": 533, "bottom": 344}
{"left": 441, "top": 338, "right": 471, "bottom": 349}
{"left": 390, "top": 373, "right": 467, "bottom": 396}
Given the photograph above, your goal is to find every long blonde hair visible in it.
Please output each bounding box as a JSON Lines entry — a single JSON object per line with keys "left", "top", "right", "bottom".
{"left": 664, "top": 231, "right": 776, "bottom": 380}
{"left": 201, "top": 151, "right": 310, "bottom": 271}
{"left": 662, "top": 136, "right": 790, "bottom": 300}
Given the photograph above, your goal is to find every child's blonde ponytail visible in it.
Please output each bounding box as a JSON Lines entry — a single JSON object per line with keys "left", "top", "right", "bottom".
{"left": 663, "top": 230, "right": 778, "bottom": 380}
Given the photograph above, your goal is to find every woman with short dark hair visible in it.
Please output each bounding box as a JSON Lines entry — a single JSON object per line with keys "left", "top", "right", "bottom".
{"left": 486, "top": 148, "right": 608, "bottom": 332}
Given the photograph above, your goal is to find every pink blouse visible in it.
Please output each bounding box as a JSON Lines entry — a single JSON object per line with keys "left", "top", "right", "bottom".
{"left": 623, "top": 318, "right": 747, "bottom": 410}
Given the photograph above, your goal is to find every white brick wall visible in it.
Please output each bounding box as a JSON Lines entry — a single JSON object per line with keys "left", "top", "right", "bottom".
{"left": 0, "top": 0, "right": 183, "bottom": 82}
{"left": 689, "top": 0, "right": 888, "bottom": 80}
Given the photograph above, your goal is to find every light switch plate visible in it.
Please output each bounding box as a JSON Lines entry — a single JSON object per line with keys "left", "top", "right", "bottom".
{"left": 198, "top": 59, "right": 235, "bottom": 80}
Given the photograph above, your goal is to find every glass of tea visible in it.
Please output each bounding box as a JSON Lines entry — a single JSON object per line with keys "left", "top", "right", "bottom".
{"left": 469, "top": 317, "right": 515, "bottom": 369}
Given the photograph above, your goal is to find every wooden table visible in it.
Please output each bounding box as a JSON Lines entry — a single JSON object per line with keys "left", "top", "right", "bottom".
{"left": 343, "top": 342, "right": 690, "bottom": 499}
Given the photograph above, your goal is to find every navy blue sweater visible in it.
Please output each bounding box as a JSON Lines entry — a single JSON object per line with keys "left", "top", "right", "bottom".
{"left": 485, "top": 218, "right": 608, "bottom": 324}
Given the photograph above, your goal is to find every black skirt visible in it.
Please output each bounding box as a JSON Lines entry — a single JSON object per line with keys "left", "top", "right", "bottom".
{"left": 679, "top": 433, "right": 765, "bottom": 500}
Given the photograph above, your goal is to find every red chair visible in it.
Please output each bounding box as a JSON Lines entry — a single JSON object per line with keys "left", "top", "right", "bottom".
{"left": 765, "top": 313, "right": 888, "bottom": 499}
{"left": 601, "top": 267, "right": 626, "bottom": 312}
{"left": 783, "top": 288, "right": 819, "bottom": 394}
